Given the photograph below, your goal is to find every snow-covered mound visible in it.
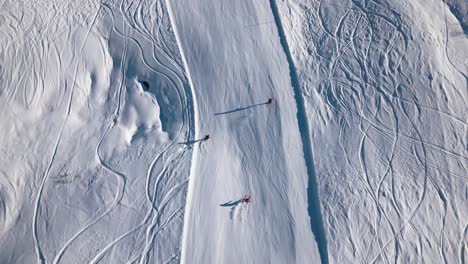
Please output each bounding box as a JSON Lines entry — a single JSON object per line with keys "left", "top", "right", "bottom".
{"left": 0, "top": 0, "right": 466, "bottom": 263}
{"left": 0, "top": 0, "right": 193, "bottom": 263}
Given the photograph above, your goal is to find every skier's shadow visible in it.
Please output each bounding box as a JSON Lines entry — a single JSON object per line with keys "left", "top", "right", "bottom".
{"left": 214, "top": 102, "right": 268, "bottom": 116}
{"left": 178, "top": 139, "right": 203, "bottom": 145}
{"left": 220, "top": 199, "right": 242, "bottom": 207}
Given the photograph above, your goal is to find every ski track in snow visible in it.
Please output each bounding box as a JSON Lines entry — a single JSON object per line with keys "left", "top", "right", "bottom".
{"left": 83, "top": 2, "right": 195, "bottom": 263}
{"left": 33, "top": 65, "right": 79, "bottom": 264}
{"left": 52, "top": 11, "right": 131, "bottom": 263}
{"left": 1, "top": 0, "right": 466, "bottom": 263}
{"left": 163, "top": 0, "right": 201, "bottom": 263}
{"left": 277, "top": 0, "right": 467, "bottom": 262}
{"left": 2, "top": 0, "right": 195, "bottom": 263}
{"left": 268, "top": 0, "right": 329, "bottom": 263}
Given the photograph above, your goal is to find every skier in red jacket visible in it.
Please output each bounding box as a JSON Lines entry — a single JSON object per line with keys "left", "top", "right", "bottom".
{"left": 242, "top": 195, "right": 251, "bottom": 204}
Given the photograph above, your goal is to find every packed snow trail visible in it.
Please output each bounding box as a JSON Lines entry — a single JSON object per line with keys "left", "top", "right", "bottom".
{"left": 168, "top": 0, "right": 321, "bottom": 263}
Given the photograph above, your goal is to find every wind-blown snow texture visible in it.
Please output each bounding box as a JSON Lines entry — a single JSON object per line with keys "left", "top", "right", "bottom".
{"left": 0, "top": 0, "right": 466, "bottom": 263}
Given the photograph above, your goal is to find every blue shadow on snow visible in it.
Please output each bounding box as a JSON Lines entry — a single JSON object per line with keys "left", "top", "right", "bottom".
{"left": 178, "top": 139, "right": 204, "bottom": 145}
{"left": 219, "top": 199, "right": 242, "bottom": 207}
{"left": 214, "top": 102, "right": 268, "bottom": 116}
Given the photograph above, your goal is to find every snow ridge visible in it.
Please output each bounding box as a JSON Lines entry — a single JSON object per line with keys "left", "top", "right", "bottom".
{"left": 163, "top": 0, "right": 199, "bottom": 263}
{"left": 267, "top": 0, "right": 329, "bottom": 263}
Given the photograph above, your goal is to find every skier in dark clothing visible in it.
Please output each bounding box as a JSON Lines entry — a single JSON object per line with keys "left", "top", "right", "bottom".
{"left": 242, "top": 195, "right": 251, "bottom": 204}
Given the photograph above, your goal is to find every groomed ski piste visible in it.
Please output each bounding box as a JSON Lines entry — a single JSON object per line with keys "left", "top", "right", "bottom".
{"left": 0, "top": 0, "right": 466, "bottom": 263}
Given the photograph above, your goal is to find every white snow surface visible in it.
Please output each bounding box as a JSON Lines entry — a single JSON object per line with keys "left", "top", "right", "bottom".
{"left": 277, "top": 0, "right": 467, "bottom": 263}
{"left": 0, "top": 0, "right": 466, "bottom": 264}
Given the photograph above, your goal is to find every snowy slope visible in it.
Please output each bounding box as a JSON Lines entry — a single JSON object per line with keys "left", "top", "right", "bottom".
{"left": 276, "top": 0, "right": 467, "bottom": 263}
{"left": 167, "top": 0, "right": 320, "bottom": 263}
{"left": 0, "top": 0, "right": 194, "bottom": 263}
{"left": 0, "top": 0, "right": 466, "bottom": 263}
